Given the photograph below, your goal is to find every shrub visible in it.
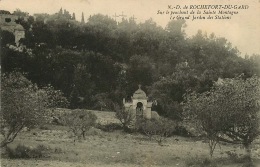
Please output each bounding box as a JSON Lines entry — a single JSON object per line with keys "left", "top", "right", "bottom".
{"left": 173, "top": 125, "right": 192, "bottom": 137}
{"left": 6, "top": 144, "right": 49, "bottom": 159}
{"left": 115, "top": 104, "right": 135, "bottom": 131}
{"left": 225, "top": 150, "right": 239, "bottom": 162}
{"left": 242, "top": 161, "right": 254, "bottom": 167}
{"left": 136, "top": 117, "right": 176, "bottom": 145}
{"left": 96, "top": 123, "right": 122, "bottom": 132}
{"left": 226, "top": 150, "right": 253, "bottom": 164}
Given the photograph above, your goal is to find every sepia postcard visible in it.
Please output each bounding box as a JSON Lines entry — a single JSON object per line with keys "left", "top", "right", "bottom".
{"left": 0, "top": 0, "right": 260, "bottom": 166}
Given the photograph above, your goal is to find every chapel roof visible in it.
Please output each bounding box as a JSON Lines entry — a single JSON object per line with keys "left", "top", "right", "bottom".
{"left": 15, "top": 24, "right": 25, "bottom": 31}
{"left": 132, "top": 85, "right": 147, "bottom": 99}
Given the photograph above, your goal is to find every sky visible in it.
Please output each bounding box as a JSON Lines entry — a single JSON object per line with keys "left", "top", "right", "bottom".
{"left": 1, "top": 0, "right": 260, "bottom": 56}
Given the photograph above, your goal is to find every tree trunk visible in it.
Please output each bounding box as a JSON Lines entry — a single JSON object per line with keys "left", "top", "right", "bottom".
{"left": 82, "top": 131, "right": 86, "bottom": 140}
{"left": 1, "top": 126, "right": 24, "bottom": 148}
{"left": 209, "top": 139, "right": 217, "bottom": 158}
{"left": 0, "top": 140, "right": 9, "bottom": 148}
{"left": 244, "top": 143, "right": 252, "bottom": 160}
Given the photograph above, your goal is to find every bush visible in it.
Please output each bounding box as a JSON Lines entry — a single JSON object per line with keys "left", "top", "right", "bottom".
{"left": 96, "top": 123, "right": 122, "bottom": 132}
{"left": 225, "top": 150, "right": 239, "bottom": 162}
{"left": 6, "top": 144, "right": 49, "bottom": 159}
{"left": 242, "top": 161, "right": 254, "bottom": 167}
{"left": 226, "top": 150, "right": 253, "bottom": 164}
{"left": 115, "top": 105, "right": 135, "bottom": 131}
{"left": 136, "top": 117, "right": 176, "bottom": 145}
{"left": 173, "top": 125, "right": 192, "bottom": 137}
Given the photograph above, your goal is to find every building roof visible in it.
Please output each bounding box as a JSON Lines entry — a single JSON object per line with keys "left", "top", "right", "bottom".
{"left": 132, "top": 87, "right": 147, "bottom": 99}
{"left": 14, "top": 24, "right": 25, "bottom": 31}
{"left": 0, "top": 10, "right": 11, "bottom": 15}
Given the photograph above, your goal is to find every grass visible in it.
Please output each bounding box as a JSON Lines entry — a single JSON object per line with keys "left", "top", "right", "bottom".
{"left": 1, "top": 110, "right": 260, "bottom": 167}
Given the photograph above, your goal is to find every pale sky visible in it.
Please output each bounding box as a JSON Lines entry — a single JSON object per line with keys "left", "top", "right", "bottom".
{"left": 1, "top": 0, "right": 260, "bottom": 56}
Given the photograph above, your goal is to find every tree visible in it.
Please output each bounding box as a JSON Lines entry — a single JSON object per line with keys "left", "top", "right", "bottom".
{"left": 0, "top": 72, "right": 68, "bottom": 147}
{"left": 86, "top": 14, "right": 117, "bottom": 54}
{"left": 149, "top": 62, "right": 199, "bottom": 120}
{"left": 183, "top": 91, "right": 223, "bottom": 157}
{"left": 126, "top": 54, "right": 156, "bottom": 95}
{"left": 13, "top": 9, "right": 29, "bottom": 18}
{"left": 218, "top": 76, "right": 260, "bottom": 158}
{"left": 183, "top": 75, "right": 260, "bottom": 158}
{"left": 92, "top": 93, "right": 114, "bottom": 111}
{"left": 130, "top": 18, "right": 163, "bottom": 56}
{"left": 165, "top": 19, "right": 186, "bottom": 41}
{"left": 248, "top": 54, "right": 260, "bottom": 76}
{"left": 70, "top": 63, "right": 94, "bottom": 109}
{"left": 63, "top": 110, "right": 97, "bottom": 143}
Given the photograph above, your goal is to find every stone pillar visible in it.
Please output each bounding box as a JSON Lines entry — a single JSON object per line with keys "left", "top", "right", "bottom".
{"left": 145, "top": 102, "right": 152, "bottom": 119}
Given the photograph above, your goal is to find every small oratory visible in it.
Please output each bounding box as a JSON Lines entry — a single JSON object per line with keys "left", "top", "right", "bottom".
{"left": 123, "top": 85, "right": 152, "bottom": 120}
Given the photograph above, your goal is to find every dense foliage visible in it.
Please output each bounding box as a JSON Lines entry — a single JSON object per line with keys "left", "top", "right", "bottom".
{"left": 2, "top": 9, "right": 260, "bottom": 118}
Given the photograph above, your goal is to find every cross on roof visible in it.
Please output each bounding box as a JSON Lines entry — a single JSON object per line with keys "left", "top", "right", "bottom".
{"left": 119, "top": 11, "right": 127, "bottom": 19}
{"left": 130, "top": 15, "right": 137, "bottom": 21}
{"left": 113, "top": 13, "right": 119, "bottom": 21}
{"left": 138, "top": 84, "right": 142, "bottom": 89}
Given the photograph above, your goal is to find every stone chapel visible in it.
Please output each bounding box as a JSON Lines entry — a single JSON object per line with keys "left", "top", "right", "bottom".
{"left": 123, "top": 85, "right": 153, "bottom": 120}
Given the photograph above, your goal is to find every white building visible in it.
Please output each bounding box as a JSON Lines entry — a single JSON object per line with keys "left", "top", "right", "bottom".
{"left": 0, "top": 10, "right": 25, "bottom": 46}
{"left": 123, "top": 85, "right": 152, "bottom": 120}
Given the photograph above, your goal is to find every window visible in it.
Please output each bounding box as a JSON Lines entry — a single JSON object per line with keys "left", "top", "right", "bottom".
{"left": 5, "top": 18, "right": 11, "bottom": 23}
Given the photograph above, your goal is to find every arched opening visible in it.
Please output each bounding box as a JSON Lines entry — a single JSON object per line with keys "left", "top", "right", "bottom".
{"left": 136, "top": 102, "right": 143, "bottom": 118}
